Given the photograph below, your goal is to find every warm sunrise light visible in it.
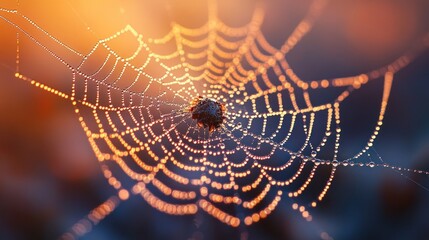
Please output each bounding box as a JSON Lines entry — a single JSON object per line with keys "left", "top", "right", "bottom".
{"left": 1, "top": 0, "right": 428, "bottom": 239}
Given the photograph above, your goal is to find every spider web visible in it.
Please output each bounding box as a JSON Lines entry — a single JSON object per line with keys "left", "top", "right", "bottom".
{"left": 1, "top": 0, "right": 429, "bottom": 238}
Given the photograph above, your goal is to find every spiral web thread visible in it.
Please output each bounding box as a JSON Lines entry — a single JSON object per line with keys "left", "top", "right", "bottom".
{"left": 1, "top": 0, "right": 429, "bottom": 238}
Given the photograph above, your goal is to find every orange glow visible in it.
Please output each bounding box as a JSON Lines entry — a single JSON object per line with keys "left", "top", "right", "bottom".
{"left": 345, "top": 0, "right": 419, "bottom": 61}
{"left": 118, "top": 189, "right": 130, "bottom": 200}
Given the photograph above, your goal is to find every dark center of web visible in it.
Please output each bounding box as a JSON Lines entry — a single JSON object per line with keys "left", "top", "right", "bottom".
{"left": 189, "top": 96, "right": 226, "bottom": 133}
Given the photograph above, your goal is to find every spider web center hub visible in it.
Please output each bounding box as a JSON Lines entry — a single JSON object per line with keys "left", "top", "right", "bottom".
{"left": 189, "top": 96, "right": 226, "bottom": 132}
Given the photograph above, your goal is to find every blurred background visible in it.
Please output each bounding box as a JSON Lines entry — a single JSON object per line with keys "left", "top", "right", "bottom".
{"left": 0, "top": 0, "right": 429, "bottom": 239}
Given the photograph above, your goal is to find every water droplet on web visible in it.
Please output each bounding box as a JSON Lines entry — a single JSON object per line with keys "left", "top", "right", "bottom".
{"left": 311, "top": 151, "right": 317, "bottom": 158}
{"left": 368, "top": 162, "right": 375, "bottom": 168}
{"left": 331, "top": 160, "right": 339, "bottom": 167}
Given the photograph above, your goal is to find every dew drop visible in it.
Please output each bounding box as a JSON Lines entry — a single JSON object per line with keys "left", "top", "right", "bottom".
{"left": 311, "top": 150, "right": 317, "bottom": 158}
